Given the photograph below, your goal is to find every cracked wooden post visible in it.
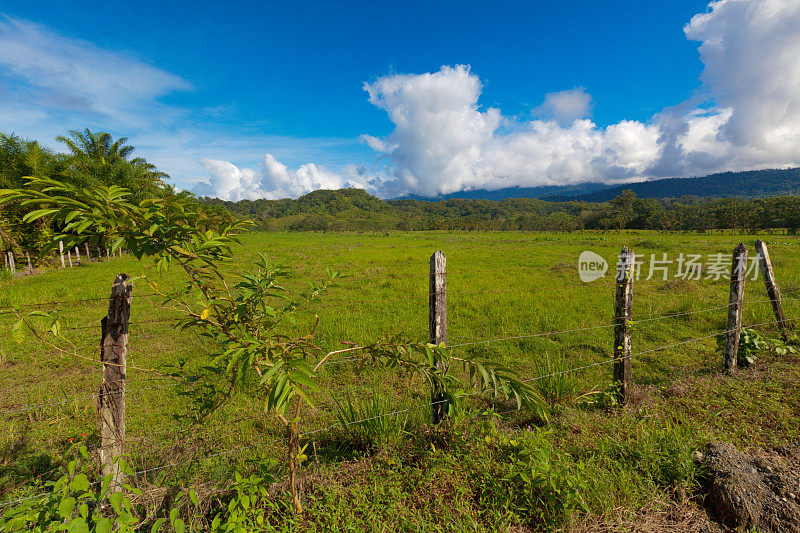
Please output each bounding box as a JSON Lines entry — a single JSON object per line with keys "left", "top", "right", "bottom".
{"left": 85, "top": 243, "right": 91, "bottom": 262}
{"left": 429, "top": 250, "right": 447, "bottom": 424}
{"left": 724, "top": 243, "right": 748, "bottom": 373}
{"left": 7, "top": 252, "right": 14, "bottom": 277}
{"left": 59, "top": 241, "right": 65, "bottom": 269}
{"left": 99, "top": 274, "right": 132, "bottom": 491}
{"left": 755, "top": 240, "right": 788, "bottom": 341}
{"left": 614, "top": 246, "right": 634, "bottom": 405}
{"left": 74, "top": 246, "right": 81, "bottom": 266}
{"left": 25, "top": 251, "right": 32, "bottom": 274}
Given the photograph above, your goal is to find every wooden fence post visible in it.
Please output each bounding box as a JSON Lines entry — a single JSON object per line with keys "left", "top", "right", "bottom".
{"left": 85, "top": 243, "right": 91, "bottom": 262}
{"left": 755, "top": 240, "right": 788, "bottom": 340}
{"left": 99, "top": 274, "right": 132, "bottom": 491}
{"left": 724, "top": 243, "right": 748, "bottom": 373}
{"left": 67, "top": 249, "right": 73, "bottom": 268}
{"left": 429, "top": 250, "right": 447, "bottom": 424}
{"left": 25, "top": 251, "right": 32, "bottom": 274}
{"left": 75, "top": 246, "right": 81, "bottom": 266}
{"left": 59, "top": 241, "right": 66, "bottom": 269}
{"left": 7, "top": 252, "right": 15, "bottom": 276}
{"left": 614, "top": 246, "right": 634, "bottom": 405}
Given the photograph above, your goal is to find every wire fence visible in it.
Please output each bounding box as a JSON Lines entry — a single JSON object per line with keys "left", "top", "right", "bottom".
{"left": 1, "top": 244, "right": 799, "bottom": 511}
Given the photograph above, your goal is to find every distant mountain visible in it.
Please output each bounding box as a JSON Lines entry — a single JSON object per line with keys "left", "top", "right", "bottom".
{"left": 395, "top": 182, "right": 608, "bottom": 201}
{"left": 542, "top": 167, "right": 800, "bottom": 202}
{"left": 396, "top": 168, "right": 800, "bottom": 203}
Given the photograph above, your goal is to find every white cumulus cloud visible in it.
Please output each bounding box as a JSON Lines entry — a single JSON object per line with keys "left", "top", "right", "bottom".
{"left": 361, "top": 65, "right": 661, "bottom": 196}
{"left": 670, "top": 0, "right": 800, "bottom": 171}
{"left": 532, "top": 87, "right": 593, "bottom": 124}
{"left": 188, "top": 155, "right": 369, "bottom": 201}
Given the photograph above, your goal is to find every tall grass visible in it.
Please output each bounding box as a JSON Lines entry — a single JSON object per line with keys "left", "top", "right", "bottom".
{"left": 531, "top": 352, "right": 581, "bottom": 405}
{"left": 333, "top": 393, "right": 409, "bottom": 452}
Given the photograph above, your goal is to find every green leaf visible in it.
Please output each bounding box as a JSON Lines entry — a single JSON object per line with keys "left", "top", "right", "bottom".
{"left": 69, "top": 473, "right": 89, "bottom": 492}
{"left": 21, "top": 208, "right": 60, "bottom": 222}
{"left": 58, "top": 496, "right": 76, "bottom": 518}
{"left": 109, "top": 492, "right": 124, "bottom": 514}
{"left": 95, "top": 517, "right": 113, "bottom": 533}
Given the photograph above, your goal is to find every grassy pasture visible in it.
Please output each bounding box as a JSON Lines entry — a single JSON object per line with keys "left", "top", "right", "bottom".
{"left": 1, "top": 230, "right": 799, "bottom": 530}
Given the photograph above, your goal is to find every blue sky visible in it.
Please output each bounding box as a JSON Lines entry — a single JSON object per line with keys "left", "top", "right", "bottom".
{"left": 1, "top": 0, "right": 799, "bottom": 199}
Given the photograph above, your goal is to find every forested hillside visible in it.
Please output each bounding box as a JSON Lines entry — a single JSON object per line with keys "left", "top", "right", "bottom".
{"left": 396, "top": 167, "right": 800, "bottom": 202}
{"left": 543, "top": 167, "right": 800, "bottom": 202}
{"left": 206, "top": 187, "right": 800, "bottom": 233}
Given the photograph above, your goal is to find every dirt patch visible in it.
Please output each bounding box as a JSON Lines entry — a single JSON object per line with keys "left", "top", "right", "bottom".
{"left": 568, "top": 491, "right": 721, "bottom": 533}
{"left": 703, "top": 441, "right": 800, "bottom": 532}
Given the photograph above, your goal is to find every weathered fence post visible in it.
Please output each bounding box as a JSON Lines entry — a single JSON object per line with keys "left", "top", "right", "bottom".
{"left": 429, "top": 250, "right": 447, "bottom": 424}
{"left": 67, "top": 249, "right": 73, "bottom": 268}
{"left": 755, "top": 240, "right": 787, "bottom": 340}
{"left": 99, "top": 274, "right": 132, "bottom": 491}
{"left": 724, "top": 243, "right": 748, "bottom": 373}
{"left": 614, "top": 246, "right": 634, "bottom": 405}
{"left": 75, "top": 246, "right": 81, "bottom": 266}
{"left": 85, "top": 243, "right": 91, "bottom": 261}
{"left": 59, "top": 241, "right": 66, "bottom": 269}
{"left": 25, "top": 251, "right": 32, "bottom": 274}
{"left": 97, "top": 246, "right": 102, "bottom": 261}
{"left": 7, "top": 252, "right": 15, "bottom": 276}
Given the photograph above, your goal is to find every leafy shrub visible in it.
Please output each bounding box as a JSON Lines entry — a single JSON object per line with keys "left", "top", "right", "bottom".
{"left": 0, "top": 444, "right": 140, "bottom": 533}
{"left": 716, "top": 327, "right": 797, "bottom": 366}
{"left": 472, "top": 424, "right": 590, "bottom": 530}
{"left": 210, "top": 472, "right": 294, "bottom": 532}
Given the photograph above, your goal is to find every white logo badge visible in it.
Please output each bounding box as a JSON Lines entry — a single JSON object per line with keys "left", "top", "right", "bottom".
{"left": 579, "top": 251, "right": 608, "bottom": 282}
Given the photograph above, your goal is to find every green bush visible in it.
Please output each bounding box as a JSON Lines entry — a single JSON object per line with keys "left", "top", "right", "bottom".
{"left": 0, "top": 444, "right": 140, "bottom": 533}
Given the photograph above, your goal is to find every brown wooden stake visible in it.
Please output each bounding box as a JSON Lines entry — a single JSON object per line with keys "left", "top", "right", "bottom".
{"left": 755, "top": 240, "right": 788, "bottom": 341}
{"left": 59, "top": 241, "right": 65, "bottom": 269}
{"left": 99, "top": 274, "right": 132, "bottom": 491}
{"left": 614, "top": 246, "right": 634, "bottom": 405}
{"left": 429, "top": 250, "right": 447, "bottom": 424}
{"left": 724, "top": 243, "right": 748, "bottom": 373}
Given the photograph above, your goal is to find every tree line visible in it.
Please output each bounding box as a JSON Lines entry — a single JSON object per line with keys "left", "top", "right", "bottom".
{"left": 0, "top": 130, "right": 233, "bottom": 264}
{"left": 205, "top": 187, "right": 800, "bottom": 234}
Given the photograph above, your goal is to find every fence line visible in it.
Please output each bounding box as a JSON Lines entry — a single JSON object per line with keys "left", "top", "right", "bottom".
{"left": 2, "top": 241, "right": 799, "bottom": 513}
{"left": 1, "top": 314, "right": 796, "bottom": 509}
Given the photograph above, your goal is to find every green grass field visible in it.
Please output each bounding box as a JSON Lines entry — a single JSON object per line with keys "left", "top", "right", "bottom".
{"left": 2, "top": 230, "right": 799, "bottom": 531}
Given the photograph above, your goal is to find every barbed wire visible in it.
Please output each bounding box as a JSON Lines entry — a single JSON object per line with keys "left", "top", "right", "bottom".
{"left": 0, "top": 313, "right": 795, "bottom": 510}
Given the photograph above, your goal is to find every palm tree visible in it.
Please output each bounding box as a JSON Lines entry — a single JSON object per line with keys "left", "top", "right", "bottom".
{"left": 56, "top": 129, "right": 135, "bottom": 164}
{"left": 56, "top": 129, "right": 169, "bottom": 198}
